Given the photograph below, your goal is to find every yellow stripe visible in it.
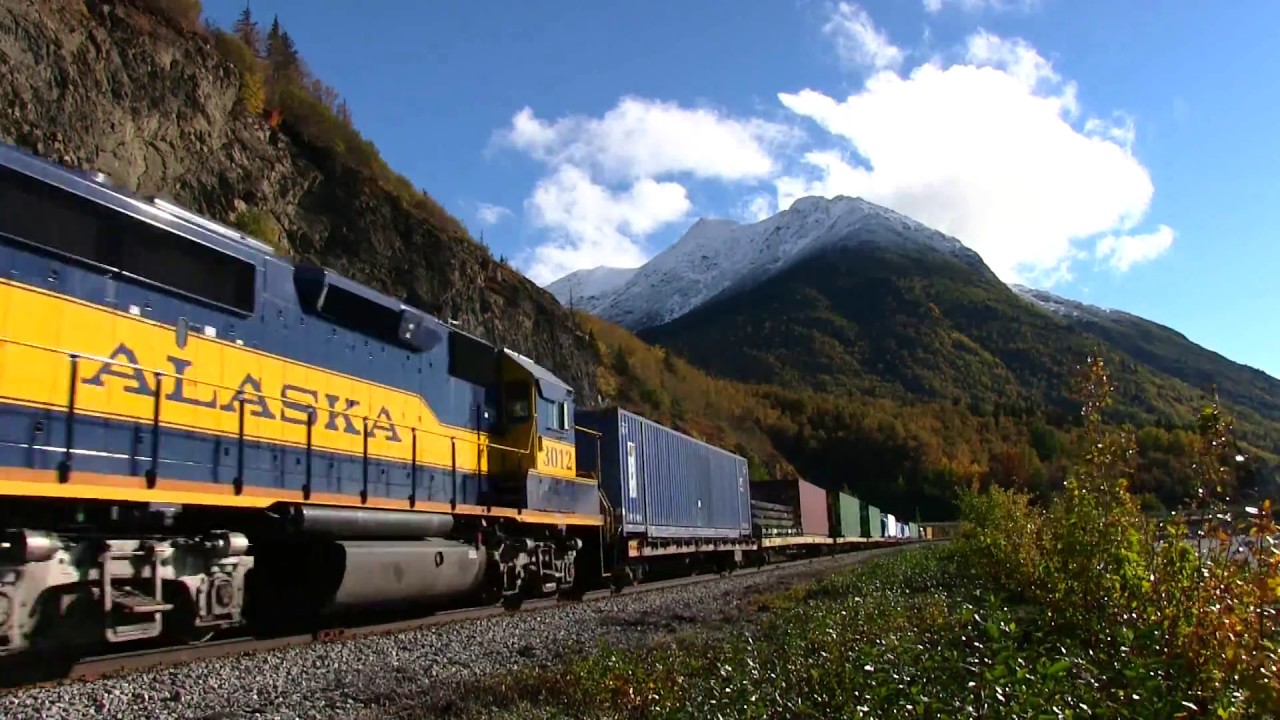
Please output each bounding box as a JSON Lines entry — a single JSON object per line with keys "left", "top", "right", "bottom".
{"left": 0, "top": 280, "right": 528, "bottom": 473}
{"left": 0, "top": 278, "right": 479, "bottom": 432}
{"left": 0, "top": 468, "right": 604, "bottom": 526}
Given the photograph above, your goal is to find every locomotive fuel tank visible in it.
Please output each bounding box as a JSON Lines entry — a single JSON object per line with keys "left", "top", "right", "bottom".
{"left": 249, "top": 536, "right": 489, "bottom": 618}
{"left": 324, "top": 539, "right": 488, "bottom": 610}
{"left": 271, "top": 504, "right": 456, "bottom": 539}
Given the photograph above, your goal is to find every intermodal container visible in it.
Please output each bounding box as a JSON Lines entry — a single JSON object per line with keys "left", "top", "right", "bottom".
{"left": 909, "top": 522, "right": 919, "bottom": 539}
{"left": 885, "top": 513, "right": 897, "bottom": 538}
{"left": 750, "top": 478, "right": 830, "bottom": 537}
{"left": 863, "top": 503, "right": 882, "bottom": 538}
{"left": 575, "top": 407, "right": 751, "bottom": 540}
{"left": 829, "top": 491, "right": 861, "bottom": 539}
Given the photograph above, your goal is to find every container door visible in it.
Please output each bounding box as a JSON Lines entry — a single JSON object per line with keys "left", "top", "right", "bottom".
{"left": 698, "top": 449, "right": 711, "bottom": 531}
{"left": 625, "top": 438, "right": 640, "bottom": 527}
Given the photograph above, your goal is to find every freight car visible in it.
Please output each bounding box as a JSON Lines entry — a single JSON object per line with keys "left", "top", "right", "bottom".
{"left": 575, "top": 406, "right": 755, "bottom": 587}
{"left": 0, "top": 141, "right": 598, "bottom": 665}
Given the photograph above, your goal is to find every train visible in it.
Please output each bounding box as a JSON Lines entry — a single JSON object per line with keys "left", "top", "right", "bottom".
{"left": 0, "top": 141, "right": 931, "bottom": 669}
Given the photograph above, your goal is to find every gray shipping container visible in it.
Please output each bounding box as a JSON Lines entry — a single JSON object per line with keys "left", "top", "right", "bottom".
{"left": 575, "top": 407, "right": 751, "bottom": 540}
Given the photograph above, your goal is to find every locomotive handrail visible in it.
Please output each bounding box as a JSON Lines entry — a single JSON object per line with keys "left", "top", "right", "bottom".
{"left": 0, "top": 335, "right": 545, "bottom": 501}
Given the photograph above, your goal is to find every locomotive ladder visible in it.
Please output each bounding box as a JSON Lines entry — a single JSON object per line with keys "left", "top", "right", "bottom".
{"left": 100, "top": 544, "right": 173, "bottom": 644}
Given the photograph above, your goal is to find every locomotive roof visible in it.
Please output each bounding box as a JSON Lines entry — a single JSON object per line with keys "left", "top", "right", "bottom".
{"left": 0, "top": 141, "right": 571, "bottom": 387}
{"left": 0, "top": 141, "right": 277, "bottom": 259}
{"left": 504, "top": 348, "right": 573, "bottom": 401}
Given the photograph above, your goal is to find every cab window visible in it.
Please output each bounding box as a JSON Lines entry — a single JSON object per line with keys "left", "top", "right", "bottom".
{"left": 505, "top": 382, "right": 531, "bottom": 423}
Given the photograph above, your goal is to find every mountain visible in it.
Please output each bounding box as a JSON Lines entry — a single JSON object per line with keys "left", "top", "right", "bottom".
{"left": 1011, "top": 286, "right": 1280, "bottom": 424}
{"left": 553, "top": 196, "right": 1280, "bottom": 467}
{"left": 546, "top": 266, "right": 637, "bottom": 312}
{"left": 574, "top": 196, "right": 980, "bottom": 330}
{"left": 0, "top": 0, "right": 598, "bottom": 395}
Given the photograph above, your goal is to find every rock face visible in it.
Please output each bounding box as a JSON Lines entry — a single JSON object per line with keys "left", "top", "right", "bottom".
{"left": 0, "top": 0, "right": 598, "bottom": 397}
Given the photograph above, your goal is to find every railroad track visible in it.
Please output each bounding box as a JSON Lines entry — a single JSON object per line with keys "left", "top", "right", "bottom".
{"left": 7, "top": 548, "right": 906, "bottom": 691}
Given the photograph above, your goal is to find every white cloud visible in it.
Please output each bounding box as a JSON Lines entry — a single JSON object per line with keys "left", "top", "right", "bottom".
{"left": 520, "top": 164, "right": 691, "bottom": 285}
{"left": 963, "top": 30, "right": 1078, "bottom": 117}
{"left": 924, "top": 0, "right": 1041, "bottom": 14}
{"left": 497, "top": 98, "right": 793, "bottom": 184}
{"left": 1084, "top": 112, "right": 1136, "bottom": 151}
{"left": 1095, "top": 225, "right": 1175, "bottom": 272}
{"left": 475, "top": 202, "right": 511, "bottom": 226}
{"left": 494, "top": 7, "right": 1172, "bottom": 289}
{"left": 772, "top": 29, "right": 1165, "bottom": 286}
{"left": 497, "top": 97, "right": 793, "bottom": 283}
{"left": 740, "top": 193, "right": 776, "bottom": 222}
{"left": 824, "top": 2, "right": 905, "bottom": 71}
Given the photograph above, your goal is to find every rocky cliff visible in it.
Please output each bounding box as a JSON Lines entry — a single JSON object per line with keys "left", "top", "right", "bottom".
{"left": 0, "top": 0, "right": 599, "bottom": 397}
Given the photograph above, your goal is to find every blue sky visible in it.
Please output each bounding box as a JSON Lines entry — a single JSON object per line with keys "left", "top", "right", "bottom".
{"left": 208, "top": 0, "right": 1280, "bottom": 379}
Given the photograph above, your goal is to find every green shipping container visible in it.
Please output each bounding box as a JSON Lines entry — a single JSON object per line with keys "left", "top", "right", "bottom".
{"left": 829, "top": 492, "right": 861, "bottom": 538}
{"left": 861, "top": 503, "right": 882, "bottom": 538}
{"left": 909, "top": 522, "right": 919, "bottom": 539}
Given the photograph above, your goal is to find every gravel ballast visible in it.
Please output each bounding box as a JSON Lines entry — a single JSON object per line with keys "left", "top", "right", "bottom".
{"left": 0, "top": 547, "right": 909, "bottom": 720}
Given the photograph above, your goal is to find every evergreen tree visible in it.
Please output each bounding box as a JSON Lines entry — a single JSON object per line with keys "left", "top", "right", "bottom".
{"left": 264, "top": 17, "right": 296, "bottom": 76}
{"left": 233, "top": 4, "right": 261, "bottom": 55}
{"left": 335, "top": 99, "right": 353, "bottom": 125}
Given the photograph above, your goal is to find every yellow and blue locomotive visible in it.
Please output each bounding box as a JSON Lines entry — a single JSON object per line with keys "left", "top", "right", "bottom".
{"left": 0, "top": 141, "right": 602, "bottom": 661}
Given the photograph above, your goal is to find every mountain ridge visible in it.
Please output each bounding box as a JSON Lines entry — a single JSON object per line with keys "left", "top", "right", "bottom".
{"left": 546, "top": 196, "right": 1280, "bottom": 470}
{"left": 547, "top": 195, "right": 982, "bottom": 331}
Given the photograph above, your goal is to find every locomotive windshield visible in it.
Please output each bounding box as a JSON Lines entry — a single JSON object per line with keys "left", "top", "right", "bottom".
{"left": 505, "top": 381, "right": 532, "bottom": 423}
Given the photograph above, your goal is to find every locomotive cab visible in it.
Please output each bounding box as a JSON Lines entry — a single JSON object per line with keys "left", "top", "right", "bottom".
{"left": 489, "top": 350, "right": 596, "bottom": 516}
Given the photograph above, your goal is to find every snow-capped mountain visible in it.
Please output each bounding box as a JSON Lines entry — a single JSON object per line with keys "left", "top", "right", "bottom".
{"left": 1009, "top": 284, "right": 1134, "bottom": 323}
{"left": 545, "top": 266, "right": 637, "bottom": 313}
{"left": 544, "top": 195, "right": 983, "bottom": 330}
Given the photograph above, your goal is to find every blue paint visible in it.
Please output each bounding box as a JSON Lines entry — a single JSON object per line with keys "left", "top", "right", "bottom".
{"left": 524, "top": 471, "right": 598, "bottom": 516}
{"left": 576, "top": 406, "right": 751, "bottom": 540}
{"left": 0, "top": 401, "right": 595, "bottom": 515}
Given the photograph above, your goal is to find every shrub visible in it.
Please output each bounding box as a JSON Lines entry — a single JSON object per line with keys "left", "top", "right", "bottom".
{"left": 136, "top": 0, "right": 204, "bottom": 32}
{"left": 955, "top": 353, "right": 1280, "bottom": 715}
{"left": 231, "top": 207, "right": 284, "bottom": 253}
{"left": 211, "top": 31, "right": 266, "bottom": 116}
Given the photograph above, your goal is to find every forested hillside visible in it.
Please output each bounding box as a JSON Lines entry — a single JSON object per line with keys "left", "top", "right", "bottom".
{"left": 607, "top": 240, "right": 1270, "bottom": 517}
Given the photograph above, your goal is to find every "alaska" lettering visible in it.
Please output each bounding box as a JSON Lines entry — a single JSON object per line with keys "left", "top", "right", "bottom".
{"left": 80, "top": 342, "right": 403, "bottom": 442}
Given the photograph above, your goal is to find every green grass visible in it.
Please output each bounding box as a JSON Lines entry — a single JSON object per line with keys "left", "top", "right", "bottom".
{"left": 424, "top": 547, "right": 952, "bottom": 719}
{"left": 423, "top": 542, "right": 1276, "bottom": 719}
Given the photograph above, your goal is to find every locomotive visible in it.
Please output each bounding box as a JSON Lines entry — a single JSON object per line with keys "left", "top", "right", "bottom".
{"left": 0, "top": 141, "right": 918, "bottom": 669}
